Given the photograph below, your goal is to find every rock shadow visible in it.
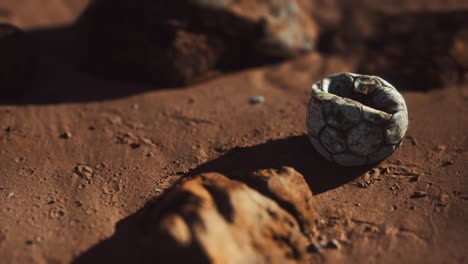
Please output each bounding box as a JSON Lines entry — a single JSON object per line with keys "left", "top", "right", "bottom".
{"left": 0, "top": 24, "right": 159, "bottom": 105}
{"left": 73, "top": 135, "right": 372, "bottom": 263}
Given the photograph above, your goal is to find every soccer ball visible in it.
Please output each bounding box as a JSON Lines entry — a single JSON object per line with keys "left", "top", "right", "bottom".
{"left": 306, "top": 73, "right": 408, "bottom": 166}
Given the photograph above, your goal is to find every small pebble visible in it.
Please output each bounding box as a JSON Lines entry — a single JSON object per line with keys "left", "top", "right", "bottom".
{"left": 249, "top": 96, "right": 265, "bottom": 105}
{"left": 326, "top": 239, "right": 341, "bottom": 250}
{"left": 411, "top": 191, "right": 427, "bottom": 198}
{"left": 59, "top": 132, "right": 72, "bottom": 139}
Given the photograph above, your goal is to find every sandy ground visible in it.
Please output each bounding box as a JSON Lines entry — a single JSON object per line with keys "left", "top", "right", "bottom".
{"left": 0, "top": 1, "right": 467, "bottom": 263}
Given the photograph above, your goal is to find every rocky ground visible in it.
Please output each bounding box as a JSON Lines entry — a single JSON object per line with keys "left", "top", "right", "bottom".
{"left": 0, "top": 1, "right": 467, "bottom": 263}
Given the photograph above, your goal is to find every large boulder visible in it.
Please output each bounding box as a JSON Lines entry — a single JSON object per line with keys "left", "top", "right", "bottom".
{"left": 76, "top": 0, "right": 318, "bottom": 86}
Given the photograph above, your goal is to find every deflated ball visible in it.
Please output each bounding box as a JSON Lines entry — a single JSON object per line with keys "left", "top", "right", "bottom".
{"left": 306, "top": 73, "right": 408, "bottom": 166}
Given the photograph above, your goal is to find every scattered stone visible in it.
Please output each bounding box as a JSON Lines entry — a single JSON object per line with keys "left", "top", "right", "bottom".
{"left": 440, "top": 160, "right": 454, "bottom": 167}
{"left": 411, "top": 191, "right": 427, "bottom": 199}
{"left": 6, "top": 192, "right": 14, "bottom": 198}
{"left": 59, "top": 132, "right": 72, "bottom": 139}
{"left": 434, "top": 145, "right": 447, "bottom": 153}
{"left": 438, "top": 194, "right": 449, "bottom": 206}
{"left": 357, "top": 181, "right": 370, "bottom": 188}
{"left": 409, "top": 175, "right": 420, "bottom": 182}
{"left": 249, "top": 96, "right": 265, "bottom": 105}
{"left": 325, "top": 239, "right": 341, "bottom": 250}
{"left": 74, "top": 165, "right": 94, "bottom": 181}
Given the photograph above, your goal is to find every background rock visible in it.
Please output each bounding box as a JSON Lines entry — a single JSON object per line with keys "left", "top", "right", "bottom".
{"left": 316, "top": 9, "right": 468, "bottom": 90}
{"left": 76, "top": 0, "right": 318, "bottom": 86}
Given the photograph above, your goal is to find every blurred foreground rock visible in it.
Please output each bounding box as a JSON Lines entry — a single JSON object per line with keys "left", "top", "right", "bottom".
{"left": 76, "top": 0, "right": 318, "bottom": 86}
{"left": 140, "top": 167, "right": 315, "bottom": 263}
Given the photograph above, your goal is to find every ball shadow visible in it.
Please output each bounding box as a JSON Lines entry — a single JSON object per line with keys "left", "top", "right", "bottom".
{"left": 188, "top": 135, "right": 372, "bottom": 195}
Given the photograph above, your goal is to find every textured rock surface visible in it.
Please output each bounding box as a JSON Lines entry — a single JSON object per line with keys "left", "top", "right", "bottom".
{"left": 77, "top": 0, "right": 318, "bottom": 86}
{"left": 306, "top": 73, "right": 408, "bottom": 166}
{"left": 140, "top": 168, "right": 314, "bottom": 263}
{"left": 243, "top": 167, "right": 316, "bottom": 235}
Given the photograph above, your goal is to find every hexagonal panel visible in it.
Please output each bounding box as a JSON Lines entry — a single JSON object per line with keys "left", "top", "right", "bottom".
{"left": 385, "top": 111, "right": 408, "bottom": 145}
{"left": 347, "top": 122, "right": 384, "bottom": 156}
{"left": 323, "top": 97, "right": 362, "bottom": 130}
{"left": 333, "top": 152, "right": 367, "bottom": 167}
{"left": 362, "top": 105, "right": 392, "bottom": 125}
{"left": 367, "top": 145, "right": 396, "bottom": 164}
{"left": 306, "top": 100, "right": 325, "bottom": 138}
{"left": 323, "top": 73, "right": 354, "bottom": 98}
{"left": 319, "top": 126, "right": 347, "bottom": 154}
{"left": 308, "top": 135, "right": 332, "bottom": 161}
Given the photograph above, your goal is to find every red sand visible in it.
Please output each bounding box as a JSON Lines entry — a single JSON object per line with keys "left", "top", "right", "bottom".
{"left": 0, "top": 1, "right": 467, "bottom": 263}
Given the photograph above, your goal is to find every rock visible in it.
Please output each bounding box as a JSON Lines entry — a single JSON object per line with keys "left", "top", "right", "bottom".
{"left": 74, "top": 165, "right": 94, "bottom": 181}
{"left": 317, "top": 9, "right": 468, "bottom": 90}
{"left": 451, "top": 28, "right": 468, "bottom": 70}
{"left": 59, "top": 131, "right": 72, "bottom": 139}
{"left": 411, "top": 191, "right": 427, "bottom": 198}
{"left": 249, "top": 95, "right": 265, "bottom": 105}
{"left": 243, "top": 167, "right": 316, "bottom": 235}
{"left": 140, "top": 169, "right": 315, "bottom": 263}
{"left": 76, "top": 0, "right": 318, "bottom": 86}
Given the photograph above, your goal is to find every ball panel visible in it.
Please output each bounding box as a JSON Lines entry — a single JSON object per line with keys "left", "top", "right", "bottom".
{"left": 323, "top": 73, "right": 354, "bottom": 98}
{"left": 385, "top": 111, "right": 408, "bottom": 145}
{"left": 347, "top": 122, "right": 383, "bottom": 156}
{"left": 308, "top": 135, "right": 332, "bottom": 161}
{"left": 370, "top": 86, "right": 407, "bottom": 114}
{"left": 362, "top": 105, "right": 392, "bottom": 125}
{"left": 319, "top": 126, "right": 347, "bottom": 153}
{"left": 311, "top": 87, "right": 336, "bottom": 101}
{"left": 367, "top": 145, "right": 396, "bottom": 164}
{"left": 333, "top": 152, "right": 367, "bottom": 166}
{"left": 306, "top": 99, "right": 325, "bottom": 138}
{"left": 323, "top": 97, "right": 362, "bottom": 130}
